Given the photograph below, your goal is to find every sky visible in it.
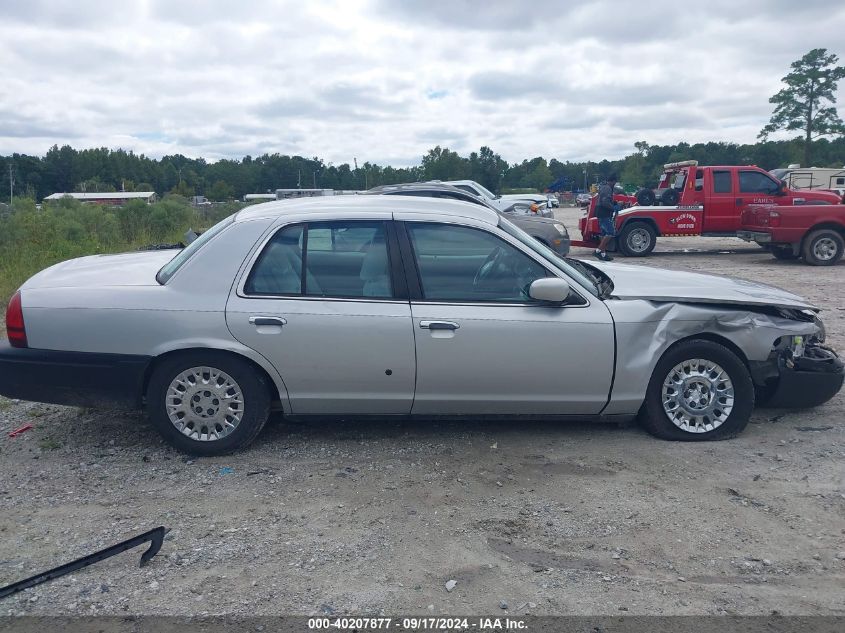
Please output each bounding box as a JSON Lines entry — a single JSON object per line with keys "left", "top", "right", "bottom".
{"left": 1, "top": 0, "right": 844, "bottom": 167}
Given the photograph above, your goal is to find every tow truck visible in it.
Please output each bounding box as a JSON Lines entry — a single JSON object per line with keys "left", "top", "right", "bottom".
{"left": 574, "top": 161, "right": 841, "bottom": 256}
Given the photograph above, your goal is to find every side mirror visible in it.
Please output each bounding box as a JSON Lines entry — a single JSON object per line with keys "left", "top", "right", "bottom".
{"left": 777, "top": 180, "right": 786, "bottom": 196}
{"left": 528, "top": 278, "right": 570, "bottom": 303}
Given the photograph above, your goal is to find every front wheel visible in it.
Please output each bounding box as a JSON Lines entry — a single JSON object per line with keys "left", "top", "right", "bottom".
{"left": 146, "top": 351, "right": 272, "bottom": 455}
{"left": 640, "top": 340, "right": 753, "bottom": 441}
{"left": 802, "top": 229, "right": 844, "bottom": 266}
{"left": 618, "top": 221, "right": 657, "bottom": 256}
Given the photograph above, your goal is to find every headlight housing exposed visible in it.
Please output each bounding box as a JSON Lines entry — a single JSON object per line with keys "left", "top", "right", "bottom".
{"left": 553, "top": 223, "right": 567, "bottom": 236}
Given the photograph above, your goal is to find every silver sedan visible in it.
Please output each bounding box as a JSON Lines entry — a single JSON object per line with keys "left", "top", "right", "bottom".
{"left": 1, "top": 196, "right": 842, "bottom": 454}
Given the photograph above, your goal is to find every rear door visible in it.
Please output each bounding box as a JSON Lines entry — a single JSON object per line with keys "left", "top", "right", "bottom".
{"left": 226, "top": 217, "right": 415, "bottom": 414}
{"left": 703, "top": 169, "right": 738, "bottom": 233}
{"left": 396, "top": 217, "right": 615, "bottom": 415}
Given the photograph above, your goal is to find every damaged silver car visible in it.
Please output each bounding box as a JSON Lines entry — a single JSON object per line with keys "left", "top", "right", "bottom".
{"left": 1, "top": 196, "right": 842, "bottom": 455}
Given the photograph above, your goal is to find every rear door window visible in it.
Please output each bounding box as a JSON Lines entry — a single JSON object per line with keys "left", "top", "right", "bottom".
{"left": 712, "top": 171, "right": 732, "bottom": 193}
{"left": 244, "top": 222, "right": 393, "bottom": 299}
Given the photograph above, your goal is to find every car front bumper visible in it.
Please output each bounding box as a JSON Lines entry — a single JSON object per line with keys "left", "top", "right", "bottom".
{"left": 751, "top": 343, "right": 844, "bottom": 408}
{"left": 0, "top": 342, "right": 150, "bottom": 409}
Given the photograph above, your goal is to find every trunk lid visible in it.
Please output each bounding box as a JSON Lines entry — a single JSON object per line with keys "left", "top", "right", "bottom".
{"left": 21, "top": 250, "right": 177, "bottom": 289}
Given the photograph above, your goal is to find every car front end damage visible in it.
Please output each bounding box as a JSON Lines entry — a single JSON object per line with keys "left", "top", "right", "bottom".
{"left": 749, "top": 311, "right": 844, "bottom": 408}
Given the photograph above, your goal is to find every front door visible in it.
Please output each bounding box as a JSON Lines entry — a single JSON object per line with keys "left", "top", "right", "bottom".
{"left": 399, "top": 220, "right": 615, "bottom": 415}
{"left": 226, "top": 219, "right": 415, "bottom": 414}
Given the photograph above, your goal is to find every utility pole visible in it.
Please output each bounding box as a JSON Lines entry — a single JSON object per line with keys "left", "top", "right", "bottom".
{"left": 9, "top": 163, "right": 14, "bottom": 204}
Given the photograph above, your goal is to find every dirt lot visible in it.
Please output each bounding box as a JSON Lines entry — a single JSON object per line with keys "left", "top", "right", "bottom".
{"left": 1, "top": 206, "right": 843, "bottom": 617}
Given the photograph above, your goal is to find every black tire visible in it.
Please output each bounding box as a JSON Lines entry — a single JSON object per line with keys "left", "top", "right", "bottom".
{"left": 801, "top": 229, "right": 844, "bottom": 266}
{"left": 635, "top": 188, "right": 656, "bottom": 206}
{"left": 618, "top": 221, "right": 657, "bottom": 257}
{"left": 146, "top": 351, "right": 272, "bottom": 456}
{"left": 660, "top": 188, "right": 680, "bottom": 206}
{"left": 640, "top": 340, "right": 754, "bottom": 441}
{"left": 770, "top": 245, "right": 800, "bottom": 260}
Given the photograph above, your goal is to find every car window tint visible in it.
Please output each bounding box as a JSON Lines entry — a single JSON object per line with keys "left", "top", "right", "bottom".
{"left": 304, "top": 222, "right": 392, "bottom": 299}
{"left": 407, "top": 223, "right": 547, "bottom": 303}
{"left": 244, "top": 225, "right": 304, "bottom": 295}
{"left": 739, "top": 171, "right": 780, "bottom": 194}
{"left": 712, "top": 171, "right": 732, "bottom": 193}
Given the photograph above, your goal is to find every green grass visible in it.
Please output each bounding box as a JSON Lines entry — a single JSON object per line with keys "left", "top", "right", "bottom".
{"left": 38, "top": 437, "right": 62, "bottom": 451}
{"left": 0, "top": 196, "right": 243, "bottom": 310}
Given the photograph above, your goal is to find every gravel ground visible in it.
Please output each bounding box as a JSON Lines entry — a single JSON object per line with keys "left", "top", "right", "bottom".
{"left": 0, "top": 206, "right": 843, "bottom": 617}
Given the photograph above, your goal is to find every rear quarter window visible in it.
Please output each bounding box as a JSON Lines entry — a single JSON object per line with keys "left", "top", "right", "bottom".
{"left": 157, "top": 216, "right": 234, "bottom": 284}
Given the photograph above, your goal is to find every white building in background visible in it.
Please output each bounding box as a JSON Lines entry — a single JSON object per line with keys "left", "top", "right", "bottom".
{"left": 43, "top": 191, "right": 156, "bottom": 205}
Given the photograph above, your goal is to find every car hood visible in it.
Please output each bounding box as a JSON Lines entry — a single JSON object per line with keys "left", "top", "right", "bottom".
{"left": 22, "top": 250, "right": 177, "bottom": 289}
{"left": 586, "top": 261, "right": 816, "bottom": 310}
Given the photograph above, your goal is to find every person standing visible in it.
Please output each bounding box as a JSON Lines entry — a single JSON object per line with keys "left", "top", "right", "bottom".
{"left": 593, "top": 174, "right": 617, "bottom": 261}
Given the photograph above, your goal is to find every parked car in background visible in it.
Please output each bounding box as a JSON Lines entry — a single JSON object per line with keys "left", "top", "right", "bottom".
{"left": 576, "top": 193, "right": 592, "bottom": 207}
{"left": 1, "top": 196, "right": 841, "bottom": 455}
{"left": 739, "top": 202, "right": 845, "bottom": 265}
{"left": 442, "top": 179, "right": 555, "bottom": 217}
{"left": 364, "top": 182, "right": 570, "bottom": 256}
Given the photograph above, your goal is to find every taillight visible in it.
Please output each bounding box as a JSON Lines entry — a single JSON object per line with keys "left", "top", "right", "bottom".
{"left": 6, "top": 291, "right": 27, "bottom": 348}
{"left": 769, "top": 210, "right": 781, "bottom": 227}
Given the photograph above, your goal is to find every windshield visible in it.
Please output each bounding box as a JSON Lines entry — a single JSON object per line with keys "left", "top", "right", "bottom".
{"left": 769, "top": 168, "right": 789, "bottom": 179}
{"left": 498, "top": 216, "right": 599, "bottom": 297}
{"left": 156, "top": 215, "right": 235, "bottom": 284}
{"left": 473, "top": 182, "right": 498, "bottom": 199}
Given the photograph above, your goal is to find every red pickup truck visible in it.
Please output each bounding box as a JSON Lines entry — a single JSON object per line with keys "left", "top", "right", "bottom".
{"left": 576, "top": 161, "right": 840, "bottom": 256}
{"left": 739, "top": 203, "right": 845, "bottom": 265}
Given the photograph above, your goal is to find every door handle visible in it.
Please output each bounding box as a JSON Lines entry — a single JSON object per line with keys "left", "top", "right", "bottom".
{"left": 249, "top": 316, "right": 287, "bottom": 326}
{"left": 736, "top": 198, "right": 743, "bottom": 205}
{"left": 419, "top": 320, "right": 459, "bottom": 331}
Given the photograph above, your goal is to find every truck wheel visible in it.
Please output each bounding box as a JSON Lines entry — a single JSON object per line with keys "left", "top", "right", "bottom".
{"left": 770, "top": 245, "right": 800, "bottom": 260}
{"left": 635, "top": 189, "right": 656, "bottom": 206}
{"left": 802, "top": 229, "right": 844, "bottom": 266}
{"left": 660, "top": 188, "right": 680, "bottom": 206}
{"left": 146, "top": 351, "right": 272, "bottom": 455}
{"left": 640, "top": 340, "right": 753, "bottom": 441}
{"left": 618, "top": 221, "right": 656, "bottom": 256}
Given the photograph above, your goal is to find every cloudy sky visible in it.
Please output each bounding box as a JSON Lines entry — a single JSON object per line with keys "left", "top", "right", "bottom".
{"left": 1, "top": 0, "right": 844, "bottom": 166}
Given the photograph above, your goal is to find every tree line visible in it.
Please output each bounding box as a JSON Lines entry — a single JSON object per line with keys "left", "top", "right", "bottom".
{"left": 2, "top": 136, "right": 844, "bottom": 205}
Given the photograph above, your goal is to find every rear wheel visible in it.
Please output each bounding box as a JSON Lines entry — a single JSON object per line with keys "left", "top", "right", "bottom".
{"left": 802, "top": 229, "right": 844, "bottom": 266}
{"left": 640, "top": 340, "right": 753, "bottom": 441}
{"left": 618, "top": 221, "right": 657, "bottom": 256}
{"left": 146, "top": 351, "right": 271, "bottom": 455}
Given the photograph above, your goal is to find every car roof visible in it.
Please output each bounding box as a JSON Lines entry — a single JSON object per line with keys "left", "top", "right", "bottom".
{"left": 234, "top": 192, "right": 500, "bottom": 225}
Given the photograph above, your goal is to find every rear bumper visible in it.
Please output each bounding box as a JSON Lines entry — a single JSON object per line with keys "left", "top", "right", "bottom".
{"left": 752, "top": 345, "right": 844, "bottom": 408}
{"left": 737, "top": 230, "right": 771, "bottom": 243}
{"left": 0, "top": 342, "right": 150, "bottom": 409}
